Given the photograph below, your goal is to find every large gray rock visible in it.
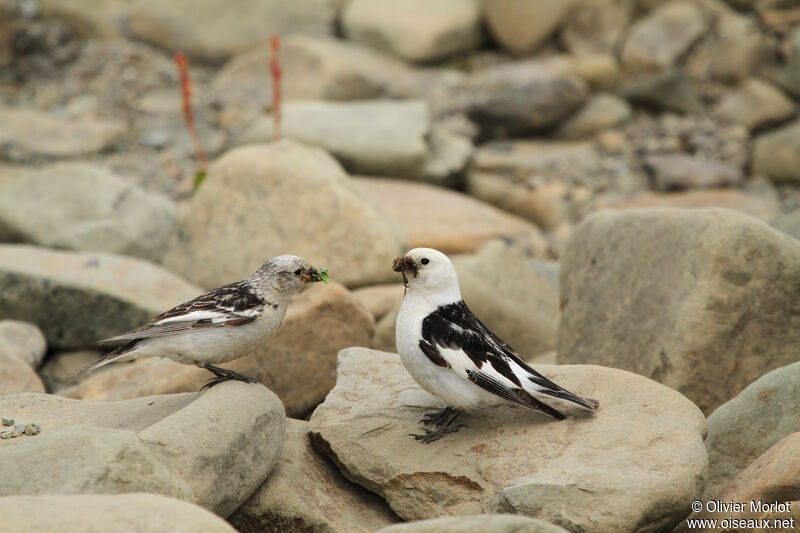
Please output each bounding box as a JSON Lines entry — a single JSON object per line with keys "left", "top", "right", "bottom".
{"left": 683, "top": 433, "right": 800, "bottom": 529}
{"left": 236, "top": 101, "right": 441, "bottom": 178}
{"left": 342, "top": 0, "right": 483, "bottom": 63}
{"left": 562, "top": 0, "right": 631, "bottom": 56}
{"left": 39, "top": 350, "right": 101, "bottom": 393}
{"left": 753, "top": 120, "right": 800, "bottom": 184}
{"left": 165, "top": 140, "right": 404, "bottom": 289}
{"left": 620, "top": 1, "right": 707, "bottom": 71}
{"left": 0, "top": 382, "right": 285, "bottom": 517}
{"left": 378, "top": 515, "right": 568, "bottom": 533}
{"left": 558, "top": 209, "right": 800, "bottom": 413}
{"left": 715, "top": 78, "right": 795, "bottom": 131}
{"left": 352, "top": 177, "right": 542, "bottom": 254}
{"left": 0, "top": 320, "right": 46, "bottom": 368}
{"left": 0, "top": 107, "right": 124, "bottom": 162}
{"left": 215, "top": 35, "right": 419, "bottom": 128}
{"left": 622, "top": 72, "right": 704, "bottom": 115}
{"left": 644, "top": 154, "right": 742, "bottom": 191}
{"left": 463, "top": 58, "right": 588, "bottom": 136}
{"left": 37, "top": 0, "right": 128, "bottom": 37}
{"left": 0, "top": 493, "right": 237, "bottom": 533}
{"left": 778, "top": 26, "right": 800, "bottom": 97}
{"left": 374, "top": 240, "right": 558, "bottom": 360}
{"left": 0, "top": 350, "right": 45, "bottom": 396}
{"left": 482, "top": 0, "right": 576, "bottom": 55}
{"left": 466, "top": 140, "right": 605, "bottom": 230}
{"left": 65, "top": 283, "right": 374, "bottom": 418}
{"left": 231, "top": 419, "right": 398, "bottom": 532}
{"left": 309, "top": 348, "right": 707, "bottom": 532}
{"left": 553, "top": 93, "right": 632, "bottom": 139}
{"left": 0, "top": 245, "right": 201, "bottom": 350}
{"left": 0, "top": 162, "right": 178, "bottom": 262}
{"left": 704, "top": 362, "right": 800, "bottom": 498}
{"left": 124, "top": 0, "right": 336, "bottom": 63}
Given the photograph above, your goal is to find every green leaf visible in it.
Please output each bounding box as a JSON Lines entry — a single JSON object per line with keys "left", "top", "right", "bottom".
{"left": 193, "top": 170, "right": 207, "bottom": 192}
{"left": 314, "top": 267, "right": 330, "bottom": 284}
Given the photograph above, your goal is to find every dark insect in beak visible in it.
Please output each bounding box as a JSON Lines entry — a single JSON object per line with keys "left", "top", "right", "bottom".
{"left": 392, "top": 256, "right": 418, "bottom": 277}
{"left": 393, "top": 256, "right": 417, "bottom": 295}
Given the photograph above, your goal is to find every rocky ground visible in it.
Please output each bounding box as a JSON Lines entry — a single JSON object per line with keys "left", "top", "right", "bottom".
{"left": 1, "top": 0, "right": 800, "bottom": 531}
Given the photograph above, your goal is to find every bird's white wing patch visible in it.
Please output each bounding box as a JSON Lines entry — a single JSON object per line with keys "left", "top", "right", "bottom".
{"left": 153, "top": 310, "right": 231, "bottom": 325}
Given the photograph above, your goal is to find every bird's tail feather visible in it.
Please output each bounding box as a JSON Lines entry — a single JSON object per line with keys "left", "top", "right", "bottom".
{"left": 530, "top": 378, "right": 599, "bottom": 412}
{"left": 79, "top": 340, "right": 139, "bottom": 375}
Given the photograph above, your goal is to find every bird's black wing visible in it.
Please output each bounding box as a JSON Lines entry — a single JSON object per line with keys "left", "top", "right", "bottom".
{"left": 100, "top": 281, "right": 269, "bottom": 342}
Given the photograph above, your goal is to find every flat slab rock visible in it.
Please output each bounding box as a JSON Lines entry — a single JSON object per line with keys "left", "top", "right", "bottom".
{"left": 0, "top": 382, "right": 286, "bottom": 517}
{"left": 309, "top": 348, "right": 708, "bottom": 533}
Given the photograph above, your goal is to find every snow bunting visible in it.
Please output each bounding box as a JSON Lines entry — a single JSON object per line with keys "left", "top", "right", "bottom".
{"left": 81, "top": 255, "right": 327, "bottom": 389}
{"left": 393, "top": 248, "right": 598, "bottom": 443}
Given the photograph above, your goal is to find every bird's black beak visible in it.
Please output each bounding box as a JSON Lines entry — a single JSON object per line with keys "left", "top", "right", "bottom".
{"left": 392, "top": 256, "right": 418, "bottom": 277}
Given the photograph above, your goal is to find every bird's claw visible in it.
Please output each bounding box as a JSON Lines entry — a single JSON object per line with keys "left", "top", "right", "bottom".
{"left": 409, "top": 424, "right": 467, "bottom": 444}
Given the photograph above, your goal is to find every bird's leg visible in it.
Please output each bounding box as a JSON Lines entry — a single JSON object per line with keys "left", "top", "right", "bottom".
{"left": 411, "top": 408, "right": 465, "bottom": 444}
{"left": 201, "top": 363, "right": 260, "bottom": 391}
{"left": 420, "top": 406, "right": 459, "bottom": 427}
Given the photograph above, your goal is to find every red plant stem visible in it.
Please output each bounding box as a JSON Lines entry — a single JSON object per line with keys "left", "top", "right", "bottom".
{"left": 174, "top": 51, "right": 208, "bottom": 170}
{"left": 269, "top": 35, "right": 282, "bottom": 139}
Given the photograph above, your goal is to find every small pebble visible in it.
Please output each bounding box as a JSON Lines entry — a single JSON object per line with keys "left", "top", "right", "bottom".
{"left": 0, "top": 431, "right": 11, "bottom": 439}
{"left": 10, "top": 426, "right": 23, "bottom": 438}
{"left": 24, "top": 424, "right": 40, "bottom": 436}
{"left": 1, "top": 418, "right": 13, "bottom": 426}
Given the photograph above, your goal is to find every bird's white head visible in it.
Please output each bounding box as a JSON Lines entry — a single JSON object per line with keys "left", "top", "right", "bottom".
{"left": 393, "top": 248, "right": 461, "bottom": 305}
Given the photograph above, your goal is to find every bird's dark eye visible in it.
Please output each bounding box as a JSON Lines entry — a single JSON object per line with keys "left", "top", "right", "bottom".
{"left": 420, "top": 258, "right": 429, "bottom": 265}
{"left": 294, "top": 269, "right": 302, "bottom": 276}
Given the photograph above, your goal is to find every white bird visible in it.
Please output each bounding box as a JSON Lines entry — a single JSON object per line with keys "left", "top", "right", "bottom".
{"left": 393, "top": 248, "right": 598, "bottom": 443}
{"left": 81, "top": 255, "right": 327, "bottom": 389}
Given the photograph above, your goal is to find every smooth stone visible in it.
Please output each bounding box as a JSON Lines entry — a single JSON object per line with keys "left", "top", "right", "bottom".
{"left": 235, "top": 100, "right": 433, "bottom": 178}
{"left": 214, "top": 35, "right": 419, "bottom": 128}
{"left": 0, "top": 245, "right": 202, "bottom": 350}
{"left": 378, "top": 514, "right": 568, "bottom": 533}
{"left": 0, "top": 320, "right": 46, "bottom": 368}
{"left": 644, "top": 154, "right": 743, "bottom": 190}
{"left": 230, "top": 419, "right": 398, "bottom": 533}
{"left": 562, "top": 0, "right": 631, "bottom": 57}
{"left": 0, "top": 162, "right": 179, "bottom": 262}
{"left": 482, "top": 0, "right": 576, "bottom": 55}
{"left": 0, "top": 382, "right": 285, "bottom": 517}
{"left": 593, "top": 188, "right": 780, "bottom": 222}
{"left": 164, "top": 140, "right": 405, "bottom": 289}
{"left": 704, "top": 362, "right": 800, "bottom": 498}
{"left": 352, "top": 284, "right": 404, "bottom": 321}
{"left": 124, "top": 0, "right": 336, "bottom": 63}
{"left": 342, "top": 0, "right": 483, "bottom": 63}
{"left": 0, "top": 107, "right": 124, "bottom": 162}
{"left": 309, "top": 348, "right": 707, "bottom": 532}
{"left": 621, "top": 1, "right": 707, "bottom": 71}
{"left": 0, "top": 493, "right": 238, "bottom": 532}
{"left": 554, "top": 93, "right": 632, "bottom": 139}
{"left": 352, "top": 177, "right": 542, "bottom": 254}
{"left": 753, "top": 120, "right": 800, "bottom": 183}
{"left": 559, "top": 208, "right": 800, "bottom": 413}
{"left": 715, "top": 78, "right": 795, "bottom": 131}
{"left": 463, "top": 57, "right": 588, "bottom": 136}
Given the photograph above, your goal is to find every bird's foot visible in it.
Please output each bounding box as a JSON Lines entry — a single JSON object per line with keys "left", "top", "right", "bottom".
{"left": 201, "top": 364, "right": 260, "bottom": 391}
{"left": 420, "top": 406, "right": 460, "bottom": 427}
{"left": 410, "top": 423, "right": 467, "bottom": 444}
{"left": 412, "top": 407, "right": 465, "bottom": 443}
